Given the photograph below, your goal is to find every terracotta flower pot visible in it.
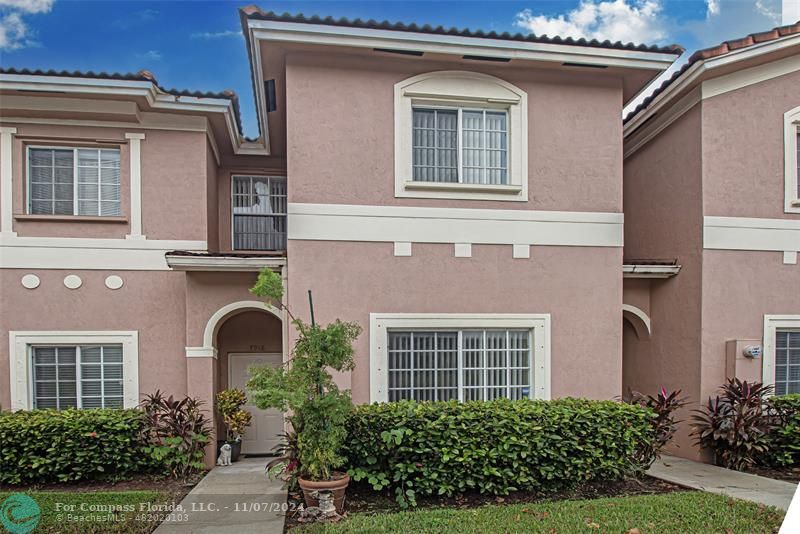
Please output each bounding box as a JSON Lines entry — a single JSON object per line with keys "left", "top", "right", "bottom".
{"left": 298, "top": 472, "right": 350, "bottom": 514}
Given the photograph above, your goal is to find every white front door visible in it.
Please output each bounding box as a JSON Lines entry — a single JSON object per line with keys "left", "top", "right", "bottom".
{"left": 228, "top": 353, "right": 284, "bottom": 455}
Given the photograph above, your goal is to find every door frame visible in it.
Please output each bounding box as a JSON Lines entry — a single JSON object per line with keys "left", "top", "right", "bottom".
{"left": 227, "top": 352, "right": 285, "bottom": 455}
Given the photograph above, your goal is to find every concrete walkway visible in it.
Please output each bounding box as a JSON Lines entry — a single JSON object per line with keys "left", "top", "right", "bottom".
{"left": 648, "top": 454, "right": 798, "bottom": 511}
{"left": 153, "top": 457, "right": 287, "bottom": 533}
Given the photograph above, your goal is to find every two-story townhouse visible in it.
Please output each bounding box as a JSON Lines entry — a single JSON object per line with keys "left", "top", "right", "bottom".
{"left": 622, "top": 22, "right": 800, "bottom": 458}
{"left": 0, "top": 5, "right": 681, "bottom": 462}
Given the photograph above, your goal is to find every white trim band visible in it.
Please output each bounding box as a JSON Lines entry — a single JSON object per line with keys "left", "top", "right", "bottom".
{"left": 704, "top": 216, "right": 800, "bottom": 252}
{"left": 0, "top": 235, "right": 207, "bottom": 270}
{"left": 288, "top": 203, "right": 623, "bottom": 247}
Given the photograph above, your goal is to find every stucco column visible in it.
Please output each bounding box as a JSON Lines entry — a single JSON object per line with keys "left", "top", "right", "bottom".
{"left": 186, "top": 351, "right": 218, "bottom": 467}
{"left": 0, "top": 127, "right": 17, "bottom": 237}
{"left": 125, "top": 132, "right": 146, "bottom": 240}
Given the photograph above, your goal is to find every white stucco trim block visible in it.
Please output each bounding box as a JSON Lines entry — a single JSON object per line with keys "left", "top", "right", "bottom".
{"left": 369, "top": 313, "right": 551, "bottom": 403}
{"left": 9, "top": 330, "right": 139, "bottom": 411}
{"left": 0, "top": 127, "right": 17, "bottom": 236}
{"left": 288, "top": 203, "right": 623, "bottom": 247}
{"left": 704, "top": 216, "right": 800, "bottom": 252}
{"left": 125, "top": 132, "right": 146, "bottom": 239}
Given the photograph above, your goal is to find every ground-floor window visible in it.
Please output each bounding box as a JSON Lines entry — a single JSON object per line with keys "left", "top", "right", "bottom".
{"left": 370, "top": 314, "right": 550, "bottom": 403}
{"left": 775, "top": 330, "right": 800, "bottom": 395}
{"left": 387, "top": 330, "right": 531, "bottom": 401}
{"left": 32, "top": 345, "right": 124, "bottom": 409}
{"left": 9, "top": 331, "right": 139, "bottom": 411}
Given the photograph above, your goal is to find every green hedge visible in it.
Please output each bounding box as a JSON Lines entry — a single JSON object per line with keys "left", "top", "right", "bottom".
{"left": 345, "top": 398, "right": 654, "bottom": 506}
{"left": 768, "top": 394, "right": 800, "bottom": 466}
{"left": 0, "top": 409, "right": 151, "bottom": 485}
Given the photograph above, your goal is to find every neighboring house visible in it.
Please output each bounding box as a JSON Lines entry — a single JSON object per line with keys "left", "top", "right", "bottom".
{"left": 0, "top": 5, "right": 685, "bottom": 462}
{"left": 623, "top": 22, "right": 800, "bottom": 456}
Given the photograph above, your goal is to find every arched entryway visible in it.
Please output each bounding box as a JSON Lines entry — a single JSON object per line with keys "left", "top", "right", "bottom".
{"left": 193, "top": 300, "right": 285, "bottom": 456}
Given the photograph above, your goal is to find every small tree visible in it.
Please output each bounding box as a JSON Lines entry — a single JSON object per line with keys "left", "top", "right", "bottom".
{"left": 247, "top": 268, "right": 361, "bottom": 481}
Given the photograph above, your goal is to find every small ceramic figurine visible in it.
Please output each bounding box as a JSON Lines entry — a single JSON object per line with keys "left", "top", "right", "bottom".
{"left": 217, "top": 443, "right": 232, "bottom": 466}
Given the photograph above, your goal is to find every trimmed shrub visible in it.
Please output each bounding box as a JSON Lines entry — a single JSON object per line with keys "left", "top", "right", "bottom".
{"left": 0, "top": 409, "right": 150, "bottom": 485}
{"left": 766, "top": 394, "right": 800, "bottom": 467}
{"left": 345, "top": 398, "right": 654, "bottom": 507}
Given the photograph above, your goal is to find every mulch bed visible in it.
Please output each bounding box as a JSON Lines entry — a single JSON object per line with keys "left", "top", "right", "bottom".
{"left": 284, "top": 476, "right": 684, "bottom": 531}
{"left": 0, "top": 471, "right": 207, "bottom": 497}
{"left": 748, "top": 465, "right": 800, "bottom": 483}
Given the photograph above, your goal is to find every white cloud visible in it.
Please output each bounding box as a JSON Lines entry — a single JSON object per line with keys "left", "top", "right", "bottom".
{"left": 754, "top": 0, "right": 781, "bottom": 24}
{"left": 191, "top": 30, "right": 242, "bottom": 40}
{"left": 683, "top": 0, "right": 783, "bottom": 46}
{"left": 0, "top": 0, "right": 53, "bottom": 14}
{"left": 137, "top": 50, "right": 162, "bottom": 61}
{"left": 514, "top": 0, "right": 666, "bottom": 44}
{"left": 0, "top": 0, "right": 51, "bottom": 50}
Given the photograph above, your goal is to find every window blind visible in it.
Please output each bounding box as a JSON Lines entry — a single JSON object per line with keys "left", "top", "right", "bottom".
{"left": 387, "top": 329, "right": 531, "bottom": 402}
{"left": 29, "top": 147, "right": 121, "bottom": 216}
{"left": 412, "top": 108, "right": 508, "bottom": 185}
{"left": 775, "top": 330, "right": 800, "bottom": 395}
{"left": 32, "top": 345, "right": 124, "bottom": 409}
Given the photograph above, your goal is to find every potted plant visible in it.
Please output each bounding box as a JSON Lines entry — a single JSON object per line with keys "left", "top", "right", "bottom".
{"left": 248, "top": 268, "right": 361, "bottom": 514}
{"left": 215, "top": 388, "right": 252, "bottom": 462}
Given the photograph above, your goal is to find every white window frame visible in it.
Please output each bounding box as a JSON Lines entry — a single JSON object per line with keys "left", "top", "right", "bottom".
{"left": 370, "top": 313, "right": 550, "bottom": 402}
{"left": 395, "top": 71, "right": 528, "bottom": 202}
{"left": 26, "top": 145, "right": 122, "bottom": 217}
{"left": 784, "top": 106, "right": 800, "bottom": 214}
{"left": 9, "top": 331, "right": 139, "bottom": 411}
{"left": 763, "top": 315, "right": 800, "bottom": 394}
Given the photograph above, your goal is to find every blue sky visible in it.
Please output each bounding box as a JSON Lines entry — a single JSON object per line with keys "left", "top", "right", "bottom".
{"left": 0, "top": 0, "right": 789, "bottom": 136}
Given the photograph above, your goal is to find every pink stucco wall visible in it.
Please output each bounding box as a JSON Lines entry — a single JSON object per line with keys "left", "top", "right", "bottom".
{"left": 281, "top": 50, "right": 627, "bottom": 403}
{"left": 286, "top": 240, "right": 623, "bottom": 403}
{"left": 0, "top": 269, "right": 188, "bottom": 409}
{"left": 285, "top": 51, "right": 623, "bottom": 212}
{"left": 623, "top": 106, "right": 704, "bottom": 457}
{"left": 700, "top": 250, "right": 800, "bottom": 400}
{"left": 2, "top": 123, "right": 209, "bottom": 241}
{"left": 701, "top": 69, "right": 800, "bottom": 220}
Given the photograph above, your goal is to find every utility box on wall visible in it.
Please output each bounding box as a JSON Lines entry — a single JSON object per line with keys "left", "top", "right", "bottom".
{"left": 725, "top": 339, "right": 763, "bottom": 383}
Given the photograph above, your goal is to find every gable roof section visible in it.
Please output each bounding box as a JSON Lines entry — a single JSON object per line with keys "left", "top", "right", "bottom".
{"left": 241, "top": 5, "right": 683, "bottom": 55}
{"left": 0, "top": 67, "right": 250, "bottom": 140}
{"left": 625, "top": 21, "right": 800, "bottom": 126}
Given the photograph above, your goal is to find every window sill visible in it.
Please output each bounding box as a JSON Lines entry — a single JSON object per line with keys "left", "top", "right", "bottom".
{"left": 14, "top": 214, "right": 128, "bottom": 223}
{"left": 403, "top": 181, "right": 523, "bottom": 195}
{"left": 791, "top": 199, "right": 800, "bottom": 207}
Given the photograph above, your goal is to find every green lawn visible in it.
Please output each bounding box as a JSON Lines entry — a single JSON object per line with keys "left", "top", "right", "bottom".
{"left": 301, "top": 491, "right": 785, "bottom": 533}
{"left": 0, "top": 491, "right": 174, "bottom": 533}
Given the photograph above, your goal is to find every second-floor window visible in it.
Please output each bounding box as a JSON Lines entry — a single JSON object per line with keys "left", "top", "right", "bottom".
{"left": 28, "top": 147, "right": 121, "bottom": 216}
{"left": 232, "top": 175, "right": 287, "bottom": 251}
{"left": 412, "top": 107, "right": 508, "bottom": 185}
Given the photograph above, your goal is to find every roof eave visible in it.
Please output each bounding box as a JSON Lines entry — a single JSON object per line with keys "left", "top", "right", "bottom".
{"left": 245, "top": 18, "right": 679, "bottom": 71}
{"left": 624, "top": 31, "right": 800, "bottom": 137}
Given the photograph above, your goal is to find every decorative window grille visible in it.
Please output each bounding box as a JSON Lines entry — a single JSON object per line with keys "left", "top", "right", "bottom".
{"left": 232, "top": 175, "right": 287, "bottom": 251}
{"left": 31, "top": 345, "right": 124, "bottom": 409}
{"left": 28, "top": 147, "right": 121, "bottom": 216}
{"left": 412, "top": 107, "right": 508, "bottom": 185}
{"left": 387, "top": 329, "right": 531, "bottom": 402}
{"left": 775, "top": 330, "right": 800, "bottom": 395}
